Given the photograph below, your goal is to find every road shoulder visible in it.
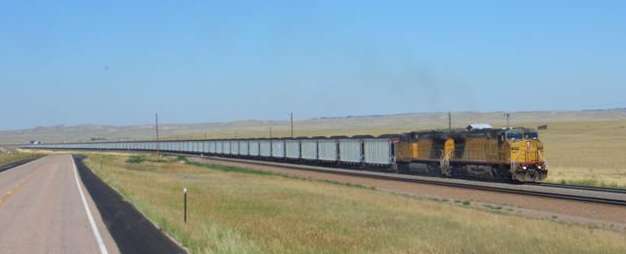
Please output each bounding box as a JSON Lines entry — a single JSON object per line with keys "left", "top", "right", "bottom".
{"left": 73, "top": 155, "right": 187, "bottom": 254}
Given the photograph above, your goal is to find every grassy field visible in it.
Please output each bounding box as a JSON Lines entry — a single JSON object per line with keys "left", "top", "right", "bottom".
{"left": 538, "top": 120, "right": 626, "bottom": 187}
{"left": 0, "top": 151, "right": 42, "bottom": 167}
{"left": 83, "top": 153, "right": 626, "bottom": 254}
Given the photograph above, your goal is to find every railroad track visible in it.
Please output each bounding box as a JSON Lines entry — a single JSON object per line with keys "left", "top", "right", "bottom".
{"left": 535, "top": 183, "right": 626, "bottom": 194}
{"left": 190, "top": 154, "right": 626, "bottom": 207}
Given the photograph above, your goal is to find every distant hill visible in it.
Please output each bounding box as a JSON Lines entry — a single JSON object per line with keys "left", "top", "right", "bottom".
{"left": 1, "top": 109, "right": 625, "bottom": 144}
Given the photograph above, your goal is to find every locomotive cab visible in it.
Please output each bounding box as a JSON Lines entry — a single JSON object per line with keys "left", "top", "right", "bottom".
{"left": 505, "top": 128, "right": 547, "bottom": 182}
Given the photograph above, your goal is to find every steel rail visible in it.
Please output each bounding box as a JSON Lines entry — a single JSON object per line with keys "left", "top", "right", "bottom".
{"left": 534, "top": 183, "right": 626, "bottom": 194}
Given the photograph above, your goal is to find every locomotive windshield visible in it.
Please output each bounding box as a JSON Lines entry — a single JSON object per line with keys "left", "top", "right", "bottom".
{"left": 505, "top": 130, "right": 523, "bottom": 140}
{"left": 524, "top": 131, "right": 539, "bottom": 139}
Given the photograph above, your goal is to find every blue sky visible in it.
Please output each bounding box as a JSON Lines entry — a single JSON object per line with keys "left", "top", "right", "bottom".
{"left": 1, "top": 1, "right": 625, "bottom": 130}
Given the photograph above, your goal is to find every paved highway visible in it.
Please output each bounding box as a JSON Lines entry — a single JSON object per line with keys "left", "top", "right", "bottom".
{"left": 0, "top": 155, "right": 119, "bottom": 254}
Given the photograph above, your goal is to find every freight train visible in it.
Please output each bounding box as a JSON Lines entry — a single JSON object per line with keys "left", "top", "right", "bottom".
{"left": 22, "top": 125, "right": 548, "bottom": 182}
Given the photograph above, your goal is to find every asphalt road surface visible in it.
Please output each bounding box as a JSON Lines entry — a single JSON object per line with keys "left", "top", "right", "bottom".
{"left": 0, "top": 155, "right": 119, "bottom": 254}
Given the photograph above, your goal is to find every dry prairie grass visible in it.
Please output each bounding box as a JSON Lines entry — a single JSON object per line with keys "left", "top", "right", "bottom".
{"left": 0, "top": 151, "right": 42, "bottom": 166}
{"left": 537, "top": 120, "right": 626, "bottom": 187}
{"left": 84, "top": 153, "right": 626, "bottom": 254}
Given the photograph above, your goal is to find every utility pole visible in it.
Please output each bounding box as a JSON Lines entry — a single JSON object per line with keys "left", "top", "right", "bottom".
{"left": 155, "top": 113, "right": 160, "bottom": 157}
{"left": 290, "top": 112, "right": 294, "bottom": 138}
{"left": 505, "top": 113, "right": 511, "bottom": 129}
{"left": 448, "top": 112, "right": 452, "bottom": 131}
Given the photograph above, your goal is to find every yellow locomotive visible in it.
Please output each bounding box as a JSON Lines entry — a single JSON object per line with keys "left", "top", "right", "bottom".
{"left": 394, "top": 125, "right": 547, "bottom": 182}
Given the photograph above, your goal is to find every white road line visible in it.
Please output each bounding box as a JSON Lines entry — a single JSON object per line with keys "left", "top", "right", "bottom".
{"left": 72, "top": 156, "right": 109, "bottom": 254}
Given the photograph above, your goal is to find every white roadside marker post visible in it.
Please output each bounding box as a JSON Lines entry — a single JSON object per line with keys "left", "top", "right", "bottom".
{"left": 183, "top": 187, "right": 188, "bottom": 224}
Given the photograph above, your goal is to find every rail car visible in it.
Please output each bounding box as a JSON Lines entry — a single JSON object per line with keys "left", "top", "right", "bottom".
{"left": 22, "top": 126, "right": 547, "bottom": 182}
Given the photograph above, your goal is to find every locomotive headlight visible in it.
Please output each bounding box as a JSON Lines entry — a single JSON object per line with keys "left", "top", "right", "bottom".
{"left": 522, "top": 166, "right": 528, "bottom": 170}
{"left": 538, "top": 165, "right": 543, "bottom": 169}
